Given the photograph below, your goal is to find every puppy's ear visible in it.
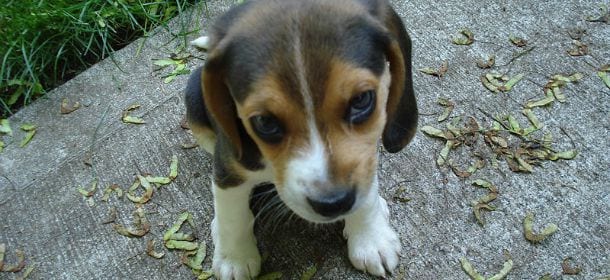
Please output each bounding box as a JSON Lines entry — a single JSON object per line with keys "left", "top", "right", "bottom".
{"left": 378, "top": 3, "right": 418, "bottom": 153}
{"left": 201, "top": 44, "right": 243, "bottom": 159}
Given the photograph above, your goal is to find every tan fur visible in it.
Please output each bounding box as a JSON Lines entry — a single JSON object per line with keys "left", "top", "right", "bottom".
{"left": 236, "top": 59, "right": 391, "bottom": 193}
{"left": 190, "top": 123, "right": 217, "bottom": 154}
{"left": 322, "top": 60, "right": 391, "bottom": 190}
{"left": 236, "top": 73, "right": 310, "bottom": 185}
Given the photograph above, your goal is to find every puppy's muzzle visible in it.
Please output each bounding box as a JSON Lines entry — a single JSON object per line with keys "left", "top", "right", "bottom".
{"left": 306, "top": 188, "right": 356, "bottom": 218}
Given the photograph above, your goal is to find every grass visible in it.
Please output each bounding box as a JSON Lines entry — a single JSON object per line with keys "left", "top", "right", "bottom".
{"left": 0, "top": 0, "right": 198, "bottom": 118}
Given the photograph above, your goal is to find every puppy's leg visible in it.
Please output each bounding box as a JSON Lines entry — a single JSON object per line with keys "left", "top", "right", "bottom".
{"left": 212, "top": 182, "right": 261, "bottom": 280}
{"left": 343, "top": 176, "right": 401, "bottom": 277}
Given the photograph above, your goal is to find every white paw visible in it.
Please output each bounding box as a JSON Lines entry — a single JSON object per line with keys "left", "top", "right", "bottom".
{"left": 344, "top": 197, "right": 401, "bottom": 277}
{"left": 190, "top": 36, "right": 210, "bottom": 50}
{"left": 212, "top": 240, "right": 261, "bottom": 280}
{"left": 345, "top": 224, "right": 401, "bottom": 277}
{"left": 212, "top": 219, "right": 261, "bottom": 280}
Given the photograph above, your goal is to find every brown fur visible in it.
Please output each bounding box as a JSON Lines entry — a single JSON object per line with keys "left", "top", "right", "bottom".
{"left": 185, "top": 0, "right": 417, "bottom": 188}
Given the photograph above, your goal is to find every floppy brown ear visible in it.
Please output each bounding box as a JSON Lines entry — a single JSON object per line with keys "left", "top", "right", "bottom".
{"left": 201, "top": 48, "right": 243, "bottom": 159}
{"left": 379, "top": 5, "right": 418, "bottom": 153}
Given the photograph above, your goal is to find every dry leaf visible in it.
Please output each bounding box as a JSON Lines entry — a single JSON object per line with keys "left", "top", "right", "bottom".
{"left": 567, "top": 28, "right": 586, "bottom": 40}
{"left": 522, "top": 109, "right": 541, "bottom": 129}
{"left": 586, "top": 3, "right": 609, "bottom": 23}
{"left": 126, "top": 176, "right": 154, "bottom": 204}
{"left": 169, "top": 155, "right": 178, "bottom": 180}
{"left": 509, "top": 34, "right": 527, "bottom": 47}
{"left": 459, "top": 258, "right": 484, "bottom": 280}
{"left": 181, "top": 142, "right": 199, "bottom": 149}
{"left": 419, "top": 61, "right": 448, "bottom": 78}
{"left": 567, "top": 40, "right": 588, "bottom": 56}
{"left": 165, "top": 240, "right": 198, "bottom": 251}
{"left": 182, "top": 242, "right": 207, "bottom": 270}
{"left": 122, "top": 104, "right": 146, "bottom": 124}
{"left": 476, "top": 55, "right": 495, "bottom": 69}
{"left": 421, "top": 126, "right": 447, "bottom": 139}
{"left": 437, "top": 140, "right": 455, "bottom": 166}
{"left": 19, "top": 124, "right": 36, "bottom": 147}
{"left": 548, "top": 150, "right": 577, "bottom": 160}
{"left": 437, "top": 97, "right": 454, "bottom": 122}
{"left": 301, "top": 265, "right": 317, "bottom": 280}
{"left": 523, "top": 212, "right": 558, "bottom": 243}
{"left": 598, "top": 64, "right": 610, "bottom": 89}
{"left": 164, "top": 212, "right": 196, "bottom": 242}
{"left": 393, "top": 185, "right": 411, "bottom": 203}
{"left": 0, "top": 119, "right": 12, "bottom": 136}
{"left": 452, "top": 29, "right": 475, "bottom": 45}
{"left": 481, "top": 73, "right": 523, "bottom": 93}
{"left": 113, "top": 207, "right": 150, "bottom": 237}
{"left": 562, "top": 257, "right": 582, "bottom": 275}
{"left": 77, "top": 179, "right": 98, "bottom": 197}
{"left": 146, "top": 240, "right": 165, "bottom": 259}
{"left": 525, "top": 88, "right": 555, "bottom": 108}
{"left": 460, "top": 256, "right": 513, "bottom": 280}
{"left": 101, "top": 184, "right": 123, "bottom": 202}
{"left": 60, "top": 98, "right": 81, "bottom": 114}
{"left": 0, "top": 244, "right": 26, "bottom": 272}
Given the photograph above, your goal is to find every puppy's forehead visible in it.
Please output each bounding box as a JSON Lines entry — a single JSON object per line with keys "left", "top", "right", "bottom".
{"left": 220, "top": 0, "right": 388, "bottom": 104}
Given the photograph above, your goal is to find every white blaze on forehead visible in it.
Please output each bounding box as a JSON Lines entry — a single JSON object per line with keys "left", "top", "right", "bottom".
{"left": 290, "top": 27, "right": 329, "bottom": 185}
{"left": 275, "top": 27, "right": 332, "bottom": 222}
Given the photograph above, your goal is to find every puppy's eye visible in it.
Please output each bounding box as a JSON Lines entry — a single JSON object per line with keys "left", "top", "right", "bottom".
{"left": 250, "top": 115, "right": 284, "bottom": 143}
{"left": 345, "top": 90, "right": 376, "bottom": 124}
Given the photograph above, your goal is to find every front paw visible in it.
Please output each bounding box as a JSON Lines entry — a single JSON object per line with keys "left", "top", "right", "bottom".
{"left": 345, "top": 223, "right": 401, "bottom": 277}
{"left": 212, "top": 218, "right": 261, "bottom": 280}
{"left": 212, "top": 242, "right": 261, "bottom": 280}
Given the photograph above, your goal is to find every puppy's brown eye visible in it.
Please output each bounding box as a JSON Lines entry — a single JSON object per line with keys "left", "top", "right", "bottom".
{"left": 346, "top": 90, "right": 376, "bottom": 124}
{"left": 250, "top": 115, "right": 284, "bottom": 143}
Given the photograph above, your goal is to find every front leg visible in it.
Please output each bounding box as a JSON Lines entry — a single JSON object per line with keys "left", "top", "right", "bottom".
{"left": 212, "top": 182, "right": 261, "bottom": 280}
{"left": 343, "top": 179, "right": 401, "bottom": 277}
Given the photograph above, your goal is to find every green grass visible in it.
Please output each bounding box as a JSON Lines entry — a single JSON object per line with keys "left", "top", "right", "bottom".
{"left": 0, "top": 0, "right": 197, "bottom": 117}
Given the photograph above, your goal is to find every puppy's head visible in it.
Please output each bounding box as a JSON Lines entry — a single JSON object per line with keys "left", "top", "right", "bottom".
{"left": 203, "top": 0, "right": 417, "bottom": 223}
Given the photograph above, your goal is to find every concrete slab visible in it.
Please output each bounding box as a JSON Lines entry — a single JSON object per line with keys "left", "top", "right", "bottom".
{"left": 1, "top": 0, "right": 608, "bottom": 279}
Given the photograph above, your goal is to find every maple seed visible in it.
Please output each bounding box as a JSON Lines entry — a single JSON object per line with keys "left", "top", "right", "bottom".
{"left": 0, "top": 119, "right": 12, "bottom": 135}
{"left": 419, "top": 60, "right": 448, "bottom": 78}
{"left": 301, "top": 265, "right": 317, "bottom": 280}
{"left": 437, "top": 97, "right": 454, "bottom": 122}
{"left": 561, "top": 257, "right": 582, "bottom": 275}
{"left": 509, "top": 34, "right": 527, "bottom": 47}
{"left": 585, "top": 3, "right": 610, "bottom": 23}
{"left": 146, "top": 240, "right": 165, "bottom": 259}
{"left": 523, "top": 212, "right": 558, "bottom": 243}
{"left": 165, "top": 240, "right": 198, "bottom": 251}
{"left": 421, "top": 125, "right": 447, "bottom": 139}
{"left": 452, "top": 29, "right": 475, "bottom": 45}
{"left": 60, "top": 98, "right": 81, "bottom": 114}
{"left": 122, "top": 104, "right": 146, "bottom": 124}
{"left": 567, "top": 40, "right": 588, "bottom": 56}
{"left": 476, "top": 55, "right": 495, "bottom": 69}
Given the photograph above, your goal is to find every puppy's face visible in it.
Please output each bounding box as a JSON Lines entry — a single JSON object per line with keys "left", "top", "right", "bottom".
{"left": 237, "top": 61, "right": 391, "bottom": 222}
{"left": 202, "top": 0, "right": 417, "bottom": 223}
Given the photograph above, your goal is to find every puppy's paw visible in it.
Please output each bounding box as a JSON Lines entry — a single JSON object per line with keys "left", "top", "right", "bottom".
{"left": 345, "top": 223, "right": 401, "bottom": 277}
{"left": 212, "top": 218, "right": 261, "bottom": 280}
{"left": 212, "top": 241, "right": 261, "bottom": 280}
{"left": 190, "top": 36, "right": 210, "bottom": 50}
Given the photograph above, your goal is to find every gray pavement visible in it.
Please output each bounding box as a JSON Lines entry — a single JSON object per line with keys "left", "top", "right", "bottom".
{"left": 1, "top": 0, "right": 609, "bottom": 279}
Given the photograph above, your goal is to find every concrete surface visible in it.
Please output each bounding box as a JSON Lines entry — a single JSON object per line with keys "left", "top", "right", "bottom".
{"left": 1, "top": 0, "right": 609, "bottom": 279}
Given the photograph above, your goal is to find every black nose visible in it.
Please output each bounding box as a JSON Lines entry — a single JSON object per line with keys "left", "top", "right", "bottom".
{"left": 307, "top": 190, "right": 356, "bottom": 218}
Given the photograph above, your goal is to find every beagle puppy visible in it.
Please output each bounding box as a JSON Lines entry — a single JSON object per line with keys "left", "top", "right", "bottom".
{"left": 184, "top": 0, "right": 418, "bottom": 278}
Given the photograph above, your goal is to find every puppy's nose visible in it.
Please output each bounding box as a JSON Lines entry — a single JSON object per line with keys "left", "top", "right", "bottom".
{"left": 307, "top": 189, "right": 356, "bottom": 218}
